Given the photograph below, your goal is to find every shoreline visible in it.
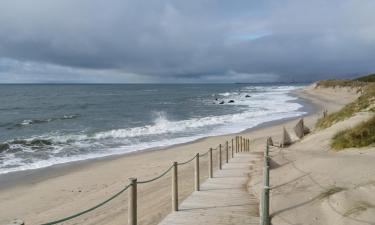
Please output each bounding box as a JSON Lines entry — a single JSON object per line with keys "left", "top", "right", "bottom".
{"left": 0, "top": 87, "right": 314, "bottom": 190}
{"left": 1, "top": 84, "right": 352, "bottom": 225}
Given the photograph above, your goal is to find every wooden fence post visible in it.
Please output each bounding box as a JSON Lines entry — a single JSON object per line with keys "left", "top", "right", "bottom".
{"left": 240, "top": 136, "right": 243, "bottom": 152}
{"left": 172, "top": 162, "right": 178, "bottom": 211}
{"left": 261, "top": 144, "right": 270, "bottom": 225}
{"left": 209, "top": 148, "right": 213, "bottom": 178}
{"left": 195, "top": 153, "right": 200, "bottom": 191}
{"left": 225, "top": 141, "right": 229, "bottom": 163}
{"left": 231, "top": 138, "right": 234, "bottom": 158}
{"left": 219, "top": 144, "right": 222, "bottom": 170}
{"left": 236, "top": 136, "right": 238, "bottom": 153}
{"left": 128, "top": 178, "right": 137, "bottom": 225}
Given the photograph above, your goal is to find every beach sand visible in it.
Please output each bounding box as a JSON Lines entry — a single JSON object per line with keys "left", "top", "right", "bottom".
{"left": 1, "top": 85, "right": 373, "bottom": 225}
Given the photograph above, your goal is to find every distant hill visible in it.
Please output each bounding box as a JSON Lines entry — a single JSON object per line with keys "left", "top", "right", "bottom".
{"left": 354, "top": 73, "right": 375, "bottom": 82}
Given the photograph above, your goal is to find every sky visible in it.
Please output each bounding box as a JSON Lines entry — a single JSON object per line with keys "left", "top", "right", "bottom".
{"left": 0, "top": 0, "right": 375, "bottom": 83}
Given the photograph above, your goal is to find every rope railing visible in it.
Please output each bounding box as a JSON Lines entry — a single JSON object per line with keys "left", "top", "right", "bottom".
{"left": 37, "top": 135, "right": 251, "bottom": 225}
{"left": 137, "top": 164, "right": 174, "bottom": 184}
{"left": 177, "top": 154, "right": 197, "bottom": 166}
{"left": 40, "top": 183, "right": 132, "bottom": 225}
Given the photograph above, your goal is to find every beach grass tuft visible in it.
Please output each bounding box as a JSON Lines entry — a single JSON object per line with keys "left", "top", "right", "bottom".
{"left": 331, "top": 114, "right": 375, "bottom": 150}
{"left": 318, "top": 186, "right": 346, "bottom": 200}
{"left": 355, "top": 73, "right": 375, "bottom": 83}
{"left": 343, "top": 201, "right": 374, "bottom": 216}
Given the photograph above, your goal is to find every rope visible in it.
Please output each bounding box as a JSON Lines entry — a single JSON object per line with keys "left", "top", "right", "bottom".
{"left": 178, "top": 154, "right": 197, "bottom": 166}
{"left": 137, "top": 164, "right": 174, "bottom": 184}
{"left": 40, "top": 140, "right": 233, "bottom": 224}
{"left": 40, "top": 184, "right": 131, "bottom": 225}
{"left": 199, "top": 150, "right": 209, "bottom": 157}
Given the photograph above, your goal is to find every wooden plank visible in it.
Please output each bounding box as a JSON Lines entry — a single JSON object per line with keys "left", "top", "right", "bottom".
{"left": 158, "top": 153, "right": 259, "bottom": 225}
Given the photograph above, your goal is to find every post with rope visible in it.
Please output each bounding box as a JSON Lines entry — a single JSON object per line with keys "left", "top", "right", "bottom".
{"left": 261, "top": 143, "right": 270, "bottom": 225}
{"left": 128, "top": 178, "right": 137, "bottom": 225}
{"left": 172, "top": 162, "right": 178, "bottom": 211}
{"left": 219, "top": 144, "right": 222, "bottom": 170}
{"left": 225, "top": 141, "right": 229, "bottom": 163}
{"left": 195, "top": 153, "right": 200, "bottom": 191}
{"left": 209, "top": 148, "right": 213, "bottom": 178}
{"left": 231, "top": 138, "right": 234, "bottom": 158}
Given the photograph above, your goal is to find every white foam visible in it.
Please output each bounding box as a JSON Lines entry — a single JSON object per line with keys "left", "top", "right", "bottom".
{"left": 0, "top": 85, "right": 307, "bottom": 175}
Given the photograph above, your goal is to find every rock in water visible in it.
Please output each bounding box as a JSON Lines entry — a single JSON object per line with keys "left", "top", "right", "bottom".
{"left": 245, "top": 95, "right": 251, "bottom": 98}
{"left": 281, "top": 127, "right": 292, "bottom": 147}
{"left": 228, "top": 100, "right": 235, "bottom": 103}
{"left": 219, "top": 101, "right": 225, "bottom": 104}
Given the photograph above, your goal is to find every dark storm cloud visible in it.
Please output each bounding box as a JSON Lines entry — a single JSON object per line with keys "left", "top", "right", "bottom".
{"left": 0, "top": 0, "right": 375, "bottom": 82}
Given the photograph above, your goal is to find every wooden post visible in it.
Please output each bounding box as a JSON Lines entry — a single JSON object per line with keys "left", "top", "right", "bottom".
{"left": 225, "top": 141, "right": 229, "bottom": 163}
{"left": 261, "top": 144, "right": 270, "bottom": 225}
{"left": 240, "top": 137, "right": 243, "bottom": 152}
{"left": 231, "top": 138, "right": 234, "bottom": 158}
{"left": 248, "top": 139, "right": 250, "bottom": 152}
{"left": 172, "top": 162, "right": 178, "bottom": 211}
{"left": 195, "top": 153, "right": 200, "bottom": 191}
{"left": 128, "top": 178, "right": 137, "bottom": 225}
{"left": 236, "top": 136, "right": 238, "bottom": 153}
{"left": 219, "top": 144, "right": 222, "bottom": 170}
{"left": 208, "top": 148, "right": 213, "bottom": 178}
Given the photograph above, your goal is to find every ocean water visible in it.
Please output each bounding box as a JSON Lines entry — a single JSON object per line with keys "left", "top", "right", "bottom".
{"left": 0, "top": 84, "right": 307, "bottom": 174}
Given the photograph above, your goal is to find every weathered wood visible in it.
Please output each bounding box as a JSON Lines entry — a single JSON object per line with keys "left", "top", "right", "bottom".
{"left": 128, "top": 178, "right": 137, "bottom": 225}
{"left": 157, "top": 153, "right": 259, "bottom": 225}
{"left": 219, "top": 144, "right": 222, "bottom": 170}
{"left": 231, "top": 139, "right": 234, "bottom": 158}
{"left": 195, "top": 153, "right": 200, "bottom": 191}
{"left": 209, "top": 148, "right": 213, "bottom": 178}
{"left": 172, "top": 162, "right": 178, "bottom": 211}
{"left": 225, "top": 141, "right": 229, "bottom": 163}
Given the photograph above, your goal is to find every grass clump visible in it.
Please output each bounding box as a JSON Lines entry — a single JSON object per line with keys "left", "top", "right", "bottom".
{"left": 318, "top": 186, "right": 346, "bottom": 200}
{"left": 316, "top": 83, "right": 375, "bottom": 129}
{"left": 315, "top": 79, "right": 367, "bottom": 89}
{"left": 355, "top": 73, "right": 375, "bottom": 83}
{"left": 343, "top": 201, "right": 374, "bottom": 216}
{"left": 331, "top": 114, "right": 375, "bottom": 150}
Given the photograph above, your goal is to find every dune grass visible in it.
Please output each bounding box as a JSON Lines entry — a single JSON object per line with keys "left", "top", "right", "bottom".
{"left": 344, "top": 201, "right": 374, "bottom": 217}
{"left": 317, "top": 186, "right": 346, "bottom": 200}
{"left": 315, "top": 79, "right": 367, "bottom": 89}
{"left": 316, "top": 83, "right": 375, "bottom": 129}
{"left": 355, "top": 73, "right": 375, "bottom": 83}
{"left": 331, "top": 114, "right": 375, "bottom": 150}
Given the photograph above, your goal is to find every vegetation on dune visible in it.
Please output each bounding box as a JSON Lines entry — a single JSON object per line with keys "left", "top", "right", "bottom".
{"left": 355, "top": 73, "right": 375, "bottom": 83}
{"left": 317, "top": 186, "right": 346, "bottom": 200}
{"left": 331, "top": 114, "right": 375, "bottom": 150}
{"left": 315, "top": 79, "right": 367, "bottom": 89}
{"left": 316, "top": 83, "right": 375, "bottom": 129}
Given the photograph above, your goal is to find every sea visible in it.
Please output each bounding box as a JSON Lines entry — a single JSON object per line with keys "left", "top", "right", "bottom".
{"left": 0, "top": 83, "right": 308, "bottom": 174}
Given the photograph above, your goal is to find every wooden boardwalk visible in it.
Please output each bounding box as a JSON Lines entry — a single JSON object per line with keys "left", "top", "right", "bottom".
{"left": 158, "top": 153, "right": 260, "bottom": 225}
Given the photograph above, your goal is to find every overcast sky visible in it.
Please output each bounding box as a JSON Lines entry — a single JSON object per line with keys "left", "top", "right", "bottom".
{"left": 0, "top": 0, "right": 375, "bottom": 83}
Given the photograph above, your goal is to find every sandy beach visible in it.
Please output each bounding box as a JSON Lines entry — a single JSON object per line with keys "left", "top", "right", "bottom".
{"left": 1, "top": 84, "right": 374, "bottom": 225}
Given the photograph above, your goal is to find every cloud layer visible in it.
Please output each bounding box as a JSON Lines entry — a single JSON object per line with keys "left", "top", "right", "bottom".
{"left": 1, "top": 0, "right": 375, "bottom": 83}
